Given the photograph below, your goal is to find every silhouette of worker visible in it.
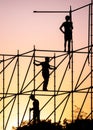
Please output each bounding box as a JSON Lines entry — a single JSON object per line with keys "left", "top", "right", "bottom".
{"left": 34, "top": 57, "right": 54, "bottom": 91}
{"left": 59, "top": 15, "right": 73, "bottom": 53}
{"left": 30, "top": 94, "right": 40, "bottom": 123}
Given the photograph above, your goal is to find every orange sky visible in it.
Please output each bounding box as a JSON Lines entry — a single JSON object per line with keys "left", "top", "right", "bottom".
{"left": 0, "top": 0, "right": 92, "bottom": 130}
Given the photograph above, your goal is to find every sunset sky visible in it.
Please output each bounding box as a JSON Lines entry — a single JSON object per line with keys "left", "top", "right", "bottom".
{"left": 0, "top": 0, "right": 91, "bottom": 54}
{"left": 0, "top": 0, "right": 92, "bottom": 130}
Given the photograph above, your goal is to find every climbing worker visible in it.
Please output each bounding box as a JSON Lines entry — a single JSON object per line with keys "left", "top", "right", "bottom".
{"left": 34, "top": 57, "right": 54, "bottom": 91}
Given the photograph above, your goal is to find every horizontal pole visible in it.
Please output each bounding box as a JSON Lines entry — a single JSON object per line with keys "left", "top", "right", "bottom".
{"left": 33, "top": 10, "right": 69, "bottom": 13}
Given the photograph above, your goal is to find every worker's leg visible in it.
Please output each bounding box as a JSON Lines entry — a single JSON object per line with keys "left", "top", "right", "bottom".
{"left": 43, "top": 77, "right": 49, "bottom": 91}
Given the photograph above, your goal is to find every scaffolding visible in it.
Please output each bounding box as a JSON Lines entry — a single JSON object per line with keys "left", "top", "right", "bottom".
{"left": 0, "top": 1, "right": 93, "bottom": 130}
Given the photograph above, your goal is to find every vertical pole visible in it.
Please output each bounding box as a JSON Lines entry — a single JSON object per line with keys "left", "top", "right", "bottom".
{"left": 88, "top": 4, "right": 90, "bottom": 64}
{"left": 17, "top": 50, "right": 19, "bottom": 127}
{"left": 29, "top": 108, "right": 31, "bottom": 122}
{"left": 33, "top": 45, "right": 36, "bottom": 96}
{"left": 71, "top": 49, "right": 74, "bottom": 123}
{"left": 70, "top": 6, "right": 74, "bottom": 122}
{"left": 90, "top": 0, "right": 93, "bottom": 119}
{"left": 3, "top": 55, "right": 5, "bottom": 130}
{"left": 33, "top": 45, "right": 36, "bottom": 122}
{"left": 54, "top": 54, "right": 56, "bottom": 123}
{"left": 69, "top": 6, "right": 73, "bottom": 68}
{"left": 70, "top": 5, "right": 73, "bottom": 52}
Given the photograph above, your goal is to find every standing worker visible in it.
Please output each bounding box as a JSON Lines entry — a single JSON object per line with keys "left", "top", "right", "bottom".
{"left": 59, "top": 15, "right": 73, "bottom": 53}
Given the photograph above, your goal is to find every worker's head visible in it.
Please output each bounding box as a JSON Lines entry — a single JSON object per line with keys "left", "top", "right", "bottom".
{"left": 30, "top": 94, "right": 35, "bottom": 100}
{"left": 65, "top": 15, "right": 70, "bottom": 21}
{"left": 45, "top": 57, "right": 49, "bottom": 62}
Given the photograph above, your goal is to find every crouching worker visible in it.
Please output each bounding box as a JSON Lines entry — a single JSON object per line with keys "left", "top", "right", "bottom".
{"left": 29, "top": 94, "right": 40, "bottom": 123}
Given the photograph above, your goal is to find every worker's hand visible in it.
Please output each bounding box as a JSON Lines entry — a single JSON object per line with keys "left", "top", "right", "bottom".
{"left": 30, "top": 108, "right": 33, "bottom": 111}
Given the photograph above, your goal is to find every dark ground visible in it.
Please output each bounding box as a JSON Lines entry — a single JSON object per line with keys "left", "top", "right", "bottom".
{"left": 16, "top": 119, "right": 93, "bottom": 130}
